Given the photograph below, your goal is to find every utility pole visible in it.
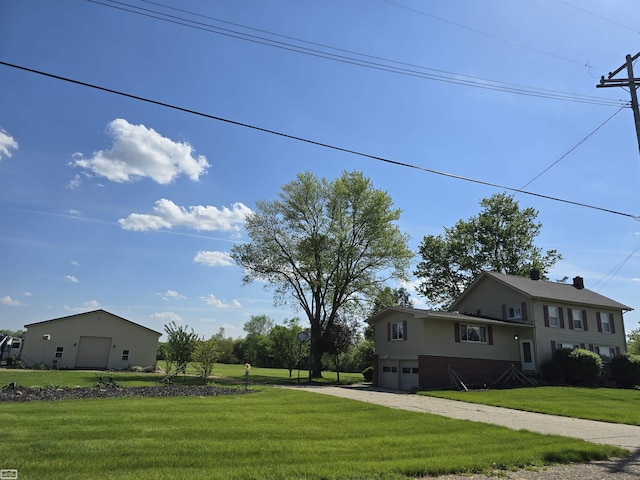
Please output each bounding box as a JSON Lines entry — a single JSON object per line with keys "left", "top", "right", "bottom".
{"left": 597, "top": 52, "right": 640, "bottom": 156}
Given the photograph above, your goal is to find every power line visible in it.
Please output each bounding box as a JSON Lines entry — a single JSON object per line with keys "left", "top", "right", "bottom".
{"left": 556, "top": 0, "right": 640, "bottom": 34}
{"left": 385, "top": 0, "right": 604, "bottom": 72}
{"left": 515, "top": 106, "right": 626, "bottom": 192}
{"left": 2, "top": 60, "right": 638, "bottom": 222}
{"left": 86, "top": 0, "right": 627, "bottom": 108}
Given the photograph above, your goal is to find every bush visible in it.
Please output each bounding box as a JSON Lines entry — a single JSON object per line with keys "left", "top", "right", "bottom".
{"left": 542, "top": 348, "right": 602, "bottom": 386}
{"left": 541, "top": 348, "right": 572, "bottom": 383}
{"left": 362, "top": 366, "right": 374, "bottom": 382}
{"left": 610, "top": 354, "right": 640, "bottom": 388}
{"left": 566, "top": 349, "right": 602, "bottom": 386}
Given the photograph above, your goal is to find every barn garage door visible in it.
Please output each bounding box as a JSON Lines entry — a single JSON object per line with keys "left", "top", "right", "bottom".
{"left": 75, "top": 336, "right": 112, "bottom": 369}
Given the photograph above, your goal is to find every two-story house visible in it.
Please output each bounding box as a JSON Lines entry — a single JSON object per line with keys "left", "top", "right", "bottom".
{"left": 368, "top": 270, "right": 632, "bottom": 390}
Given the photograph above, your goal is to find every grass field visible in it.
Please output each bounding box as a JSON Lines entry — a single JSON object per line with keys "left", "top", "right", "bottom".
{"left": 0, "top": 387, "right": 626, "bottom": 480}
{"left": 0, "top": 364, "right": 363, "bottom": 389}
{"left": 420, "top": 386, "right": 640, "bottom": 425}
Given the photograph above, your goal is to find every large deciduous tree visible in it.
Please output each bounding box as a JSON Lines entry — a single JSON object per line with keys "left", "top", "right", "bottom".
{"left": 231, "top": 171, "right": 412, "bottom": 378}
{"left": 414, "top": 193, "right": 562, "bottom": 309}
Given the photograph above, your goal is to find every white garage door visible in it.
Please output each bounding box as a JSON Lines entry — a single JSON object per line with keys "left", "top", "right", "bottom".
{"left": 379, "top": 360, "right": 398, "bottom": 390}
{"left": 399, "top": 361, "right": 419, "bottom": 391}
{"left": 75, "top": 336, "right": 112, "bottom": 369}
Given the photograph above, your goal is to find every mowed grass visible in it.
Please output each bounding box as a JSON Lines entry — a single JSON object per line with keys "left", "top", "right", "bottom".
{"left": 0, "top": 388, "right": 625, "bottom": 480}
{"left": 0, "top": 364, "right": 363, "bottom": 388}
{"left": 420, "top": 386, "right": 640, "bottom": 425}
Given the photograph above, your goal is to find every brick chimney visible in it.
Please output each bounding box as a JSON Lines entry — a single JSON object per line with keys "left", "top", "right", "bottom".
{"left": 573, "top": 276, "right": 584, "bottom": 289}
{"left": 530, "top": 268, "right": 540, "bottom": 281}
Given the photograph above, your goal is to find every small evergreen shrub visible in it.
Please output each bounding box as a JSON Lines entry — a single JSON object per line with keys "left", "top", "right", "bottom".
{"left": 362, "top": 366, "right": 374, "bottom": 382}
{"left": 566, "top": 349, "right": 602, "bottom": 386}
{"left": 610, "top": 354, "right": 640, "bottom": 388}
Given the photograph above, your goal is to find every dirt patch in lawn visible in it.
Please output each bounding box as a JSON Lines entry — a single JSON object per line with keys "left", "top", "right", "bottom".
{"left": 0, "top": 384, "right": 253, "bottom": 402}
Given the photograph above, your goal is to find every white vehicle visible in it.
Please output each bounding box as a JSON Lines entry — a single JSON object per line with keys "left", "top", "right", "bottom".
{"left": 0, "top": 334, "right": 23, "bottom": 365}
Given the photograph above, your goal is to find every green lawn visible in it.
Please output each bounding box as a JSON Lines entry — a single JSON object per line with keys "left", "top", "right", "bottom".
{"left": 0, "top": 364, "right": 363, "bottom": 389}
{"left": 420, "top": 386, "right": 640, "bottom": 425}
{"left": 0, "top": 388, "right": 625, "bottom": 480}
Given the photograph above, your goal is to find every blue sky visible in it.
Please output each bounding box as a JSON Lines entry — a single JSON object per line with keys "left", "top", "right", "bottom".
{"left": 1, "top": 0, "right": 639, "bottom": 340}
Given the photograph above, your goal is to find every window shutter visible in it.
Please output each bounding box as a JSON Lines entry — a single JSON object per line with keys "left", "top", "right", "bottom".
{"left": 610, "top": 317, "right": 616, "bottom": 334}
{"left": 387, "top": 322, "right": 390, "bottom": 341}
{"left": 596, "top": 312, "right": 602, "bottom": 333}
{"left": 502, "top": 304, "right": 507, "bottom": 320}
{"left": 476, "top": 309, "right": 481, "bottom": 316}
{"left": 580, "top": 343, "right": 585, "bottom": 349}
{"left": 559, "top": 308, "right": 565, "bottom": 329}
{"left": 551, "top": 341, "right": 557, "bottom": 353}
{"left": 521, "top": 302, "right": 528, "bottom": 321}
{"left": 543, "top": 305, "right": 550, "bottom": 327}
{"left": 616, "top": 346, "right": 621, "bottom": 356}
{"left": 488, "top": 326, "right": 494, "bottom": 345}
{"left": 588, "top": 344, "right": 594, "bottom": 351}
{"left": 403, "top": 320, "right": 408, "bottom": 341}
{"left": 454, "top": 322, "right": 460, "bottom": 343}
{"left": 567, "top": 309, "right": 574, "bottom": 330}
{"left": 582, "top": 310, "right": 588, "bottom": 331}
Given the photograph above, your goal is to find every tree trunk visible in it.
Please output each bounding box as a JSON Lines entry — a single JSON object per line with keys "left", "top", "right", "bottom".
{"left": 310, "top": 326, "right": 323, "bottom": 379}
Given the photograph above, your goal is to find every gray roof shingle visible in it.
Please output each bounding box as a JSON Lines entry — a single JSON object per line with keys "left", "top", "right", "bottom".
{"left": 456, "top": 271, "right": 633, "bottom": 311}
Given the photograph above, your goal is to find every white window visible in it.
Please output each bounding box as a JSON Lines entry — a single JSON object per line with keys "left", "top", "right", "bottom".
{"left": 122, "top": 349, "right": 130, "bottom": 361}
{"left": 391, "top": 323, "right": 404, "bottom": 341}
{"left": 600, "top": 313, "right": 611, "bottom": 333}
{"left": 572, "top": 310, "right": 583, "bottom": 330}
{"left": 556, "top": 342, "right": 579, "bottom": 350}
{"left": 460, "top": 324, "right": 487, "bottom": 343}
{"left": 507, "top": 305, "right": 522, "bottom": 320}
{"left": 548, "top": 306, "right": 559, "bottom": 327}
{"left": 594, "top": 346, "right": 616, "bottom": 363}
{"left": 55, "top": 346, "right": 64, "bottom": 358}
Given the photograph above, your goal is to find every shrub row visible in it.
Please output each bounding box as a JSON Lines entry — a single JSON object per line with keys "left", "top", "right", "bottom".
{"left": 542, "top": 348, "right": 640, "bottom": 388}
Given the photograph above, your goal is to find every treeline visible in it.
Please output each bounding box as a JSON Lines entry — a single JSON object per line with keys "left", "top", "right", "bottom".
{"left": 158, "top": 315, "right": 374, "bottom": 378}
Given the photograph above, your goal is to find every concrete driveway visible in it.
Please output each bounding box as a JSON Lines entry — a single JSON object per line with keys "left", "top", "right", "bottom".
{"left": 287, "top": 384, "right": 640, "bottom": 450}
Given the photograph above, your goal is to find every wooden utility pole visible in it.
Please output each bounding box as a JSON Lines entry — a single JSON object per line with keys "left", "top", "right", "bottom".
{"left": 597, "top": 52, "right": 640, "bottom": 156}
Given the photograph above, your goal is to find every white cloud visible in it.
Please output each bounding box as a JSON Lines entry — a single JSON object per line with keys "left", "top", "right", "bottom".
{"left": 0, "top": 129, "right": 18, "bottom": 161}
{"left": 1, "top": 296, "right": 23, "bottom": 306}
{"left": 70, "top": 118, "right": 209, "bottom": 184}
{"left": 23, "top": 292, "right": 32, "bottom": 297}
{"left": 64, "top": 275, "right": 79, "bottom": 283}
{"left": 64, "top": 300, "right": 100, "bottom": 312}
{"left": 194, "top": 250, "right": 234, "bottom": 267}
{"left": 157, "top": 290, "right": 187, "bottom": 301}
{"left": 200, "top": 294, "right": 242, "bottom": 309}
{"left": 150, "top": 311, "right": 183, "bottom": 323}
{"left": 119, "top": 199, "right": 252, "bottom": 232}
{"left": 71, "top": 260, "right": 79, "bottom": 266}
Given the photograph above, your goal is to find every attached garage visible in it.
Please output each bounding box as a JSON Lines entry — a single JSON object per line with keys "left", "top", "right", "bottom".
{"left": 399, "top": 360, "right": 419, "bottom": 391}
{"left": 22, "top": 309, "right": 161, "bottom": 370}
{"left": 75, "top": 336, "right": 113, "bottom": 369}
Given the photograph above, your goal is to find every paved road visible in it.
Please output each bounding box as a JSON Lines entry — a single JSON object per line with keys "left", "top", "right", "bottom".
{"left": 288, "top": 384, "right": 640, "bottom": 450}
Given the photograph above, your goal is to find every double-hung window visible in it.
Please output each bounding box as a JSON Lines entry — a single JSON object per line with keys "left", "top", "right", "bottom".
{"left": 507, "top": 305, "right": 522, "bottom": 320}
{"left": 594, "top": 346, "right": 616, "bottom": 363}
{"left": 391, "top": 323, "right": 404, "bottom": 341}
{"left": 460, "top": 324, "right": 487, "bottom": 343}
{"left": 548, "top": 306, "right": 559, "bottom": 327}
{"left": 55, "top": 346, "right": 64, "bottom": 358}
{"left": 600, "top": 313, "right": 611, "bottom": 333}
{"left": 571, "top": 309, "right": 583, "bottom": 330}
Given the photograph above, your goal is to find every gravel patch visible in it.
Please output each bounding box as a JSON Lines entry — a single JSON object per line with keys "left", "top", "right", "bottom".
{"left": 0, "top": 384, "right": 253, "bottom": 402}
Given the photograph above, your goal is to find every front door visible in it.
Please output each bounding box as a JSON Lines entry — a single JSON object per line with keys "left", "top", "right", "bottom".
{"left": 520, "top": 339, "right": 535, "bottom": 372}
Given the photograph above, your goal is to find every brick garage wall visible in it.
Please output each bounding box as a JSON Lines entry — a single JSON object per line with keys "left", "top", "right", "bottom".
{"left": 419, "top": 355, "right": 518, "bottom": 389}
